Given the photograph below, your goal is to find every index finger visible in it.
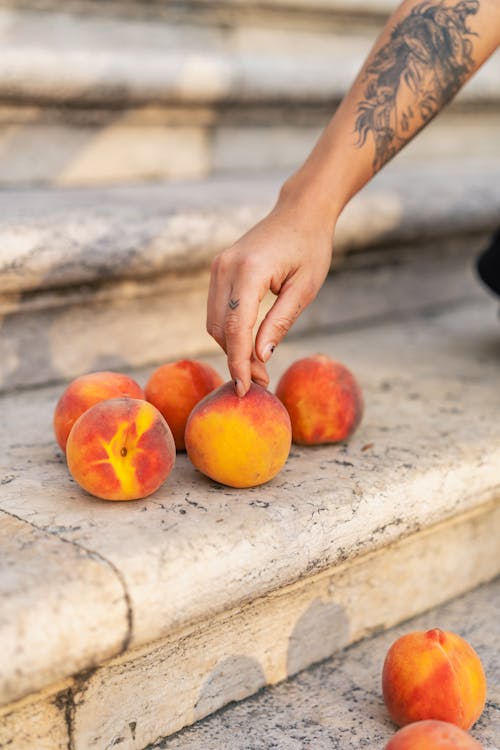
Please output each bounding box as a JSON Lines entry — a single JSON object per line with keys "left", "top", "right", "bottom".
{"left": 224, "top": 286, "right": 261, "bottom": 397}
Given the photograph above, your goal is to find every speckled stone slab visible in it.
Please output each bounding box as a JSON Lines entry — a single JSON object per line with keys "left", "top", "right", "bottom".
{"left": 1, "top": 295, "right": 499, "bottom": 706}
{"left": 160, "top": 578, "right": 500, "bottom": 750}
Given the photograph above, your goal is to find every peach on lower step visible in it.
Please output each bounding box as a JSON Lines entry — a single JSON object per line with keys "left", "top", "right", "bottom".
{"left": 185, "top": 381, "right": 291, "bottom": 488}
{"left": 384, "top": 720, "right": 484, "bottom": 749}
{"left": 66, "top": 398, "right": 175, "bottom": 501}
{"left": 54, "top": 371, "right": 144, "bottom": 452}
{"left": 382, "top": 629, "right": 487, "bottom": 730}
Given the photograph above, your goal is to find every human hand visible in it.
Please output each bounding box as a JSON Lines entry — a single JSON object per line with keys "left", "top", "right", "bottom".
{"left": 207, "top": 189, "right": 336, "bottom": 396}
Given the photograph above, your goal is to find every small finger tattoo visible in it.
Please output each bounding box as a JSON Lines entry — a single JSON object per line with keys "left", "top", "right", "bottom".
{"left": 228, "top": 298, "right": 240, "bottom": 310}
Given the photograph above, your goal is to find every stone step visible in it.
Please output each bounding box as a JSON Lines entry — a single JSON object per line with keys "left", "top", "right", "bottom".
{"left": 158, "top": 579, "right": 500, "bottom": 750}
{"left": 1, "top": 295, "right": 499, "bottom": 749}
{"left": 1, "top": 157, "right": 499, "bottom": 392}
{"left": 0, "top": 4, "right": 498, "bottom": 184}
{"left": 2, "top": 3, "right": 497, "bottom": 106}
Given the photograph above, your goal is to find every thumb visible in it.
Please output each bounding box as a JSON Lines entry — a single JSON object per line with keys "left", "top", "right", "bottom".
{"left": 255, "top": 280, "right": 315, "bottom": 363}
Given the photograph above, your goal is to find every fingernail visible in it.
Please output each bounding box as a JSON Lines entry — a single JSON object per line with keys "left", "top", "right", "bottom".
{"left": 234, "top": 378, "right": 245, "bottom": 398}
{"left": 262, "top": 343, "right": 276, "bottom": 363}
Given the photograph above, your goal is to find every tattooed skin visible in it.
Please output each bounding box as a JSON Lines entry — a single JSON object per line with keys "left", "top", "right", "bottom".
{"left": 355, "top": 0, "right": 479, "bottom": 172}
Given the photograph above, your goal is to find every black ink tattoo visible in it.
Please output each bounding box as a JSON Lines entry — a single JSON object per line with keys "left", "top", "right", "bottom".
{"left": 355, "top": 0, "right": 479, "bottom": 172}
{"left": 228, "top": 298, "right": 240, "bottom": 310}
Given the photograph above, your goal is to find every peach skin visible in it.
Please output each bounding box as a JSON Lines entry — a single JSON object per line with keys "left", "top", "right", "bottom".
{"left": 382, "top": 629, "right": 487, "bottom": 730}
{"left": 384, "top": 720, "right": 484, "bottom": 749}
{"left": 54, "top": 371, "right": 144, "bottom": 452}
{"left": 66, "top": 398, "right": 175, "bottom": 501}
{"left": 275, "top": 354, "right": 363, "bottom": 445}
{"left": 185, "top": 381, "right": 291, "bottom": 488}
{"left": 145, "top": 359, "right": 223, "bottom": 450}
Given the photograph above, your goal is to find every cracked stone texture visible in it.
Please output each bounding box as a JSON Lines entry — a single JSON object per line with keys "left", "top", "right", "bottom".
{"left": 1, "top": 296, "right": 499, "bottom": 708}
{"left": 0, "top": 511, "right": 129, "bottom": 706}
{"left": 160, "top": 578, "right": 500, "bottom": 750}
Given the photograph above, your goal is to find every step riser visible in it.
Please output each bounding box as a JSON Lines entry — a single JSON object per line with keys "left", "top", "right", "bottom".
{"left": 0, "top": 237, "right": 489, "bottom": 393}
{"left": 2, "top": 500, "right": 499, "bottom": 750}
{"left": 0, "top": 107, "right": 498, "bottom": 186}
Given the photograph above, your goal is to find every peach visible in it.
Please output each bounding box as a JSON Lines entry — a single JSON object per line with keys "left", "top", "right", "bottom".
{"left": 54, "top": 371, "right": 144, "bottom": 452}
{"left": 145, "top": 359, "right": 223, "bottom": 450}
{"left": 384, "top": 720, "right": 484, "bottom": 749}
{"left": 66, "top": 398, "right": 175, "bottom": 501}
{"left": 185, "top": 381, "right": 291, "bottom": 488}
{"left": 382, "top": 629, "right": 487, "bottom": 730}
{"left": 275, "top": 354, "right": 363, "bottom": 445}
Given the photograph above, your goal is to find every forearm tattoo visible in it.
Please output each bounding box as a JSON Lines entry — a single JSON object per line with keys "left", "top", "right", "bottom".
{"left": 355, "top": 0, "right": 479, "bottom": 172}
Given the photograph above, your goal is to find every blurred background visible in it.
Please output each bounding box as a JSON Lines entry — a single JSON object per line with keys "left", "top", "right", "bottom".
{"left": 0, "top": 0, "right": 499, "bottom": 391}
{"left": 0, "top": 0, "right": 499, "bottom": 184}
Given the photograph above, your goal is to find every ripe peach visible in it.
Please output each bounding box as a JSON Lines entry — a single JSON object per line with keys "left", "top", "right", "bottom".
{"left": 384, "top": 720, "right": 484, "bottom": 749}
{"left": 54, "top": 371, "right": 144, "bottom": 452}
{"left": 145, "top": 359, "right": 223, "bottom": 450}
{"left": 185, "top": 381, "right": 291, "bottom": 488}
{"left": 382, "top": 629, "right": 487, "bottom": 730}
{"left": 275, "top": 354, "right": 363, "bottom": 445}
{"left": 66, "top": 398, "right": 175, "bottom": 501}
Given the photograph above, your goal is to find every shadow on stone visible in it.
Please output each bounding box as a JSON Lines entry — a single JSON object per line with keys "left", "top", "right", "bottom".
{"left": 287, "top": 599, "right": 350, "bottom": 677}
{"left": 194, "top": 655, "right": 266, "bottom": 722}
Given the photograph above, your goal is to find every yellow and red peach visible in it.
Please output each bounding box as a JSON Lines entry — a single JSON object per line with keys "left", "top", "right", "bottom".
{"left": 382, "top": 629, "right": 487, "bottom": 730}
{"left": 275, "top": 354, "right": 363, "bottom": 445}
{"left": 54, "top": 371, "right": 144, "bottom": 452}
{"left": 145, "top": 359, "right": 223, "bottom": 450}
{"left": 384, "top": 720, "right": 484, "bottom": 749}
{"left": 185, "top": 381, "right": 291, "bottom": 488}
{"left": 66, "top": 398, "right": 175, "bottom": 501}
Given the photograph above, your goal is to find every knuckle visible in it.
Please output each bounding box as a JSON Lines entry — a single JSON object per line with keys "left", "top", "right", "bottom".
{"left": 236, "top": 253, "right": 259, "bottom": 275}
{"left": 225, "top": 313, "right": 243, "bottom": 336}
{"left": 272, "top": 315, "right": 295, "bottom": 337}
{"left": 300, "top": 280, "right": 318, "bottom": 306}
{"left": 227, "top": 354, "right": 248, "bottom": 372}
{"left": 211, "top": 249, "right": 232, "bottom": 275}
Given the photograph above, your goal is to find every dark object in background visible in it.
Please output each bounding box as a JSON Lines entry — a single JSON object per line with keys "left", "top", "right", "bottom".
{"left": 477, "top": 228, "right": 500, "bottom": 297}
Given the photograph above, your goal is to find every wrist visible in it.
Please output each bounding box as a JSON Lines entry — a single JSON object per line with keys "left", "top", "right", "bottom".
{"left": 277, "top": 166, "right": 343, "bottom": 233}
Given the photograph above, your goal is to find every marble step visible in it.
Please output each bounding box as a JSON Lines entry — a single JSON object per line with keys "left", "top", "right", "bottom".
{"left": 159, "top": 579, "right": 500, "bottom": 750}
{"left": 0, "top": 4, "right": 498, "bottom": 184}
{"left": 1, "top": 157, "right": 499, "bottom": 393}
{"left": 1, "top": 295, "right": 499, "bottom": 750}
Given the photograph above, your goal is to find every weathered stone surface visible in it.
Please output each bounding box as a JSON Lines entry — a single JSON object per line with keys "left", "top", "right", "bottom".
{"left": 0, "top": 233, "right": 489, "bottom": 393}
{"left": 1, "top": 297, "right": 499, "bottom": 713}
{"left": 0, "top": 511, "right": 129, "bottom": 706}
{"left": 1, "top": 502, "right": 498, "bottom": 749}
{"left": 212, "top": 111, "right": 500, "bottom": 176}
{"left": 0, "top": 160, "right": 498, "bottom": 391}
{"left": 0, "top": 7, "right": 498, "bottom": 107}
{"left": 161, "top": 578, "right": 500, "bottom": 750}
{"left": 1, "top": 161, "right": 499, "bottom": 295}
{"left": 0, "top": 680, "right": 71, "bottom": 750}
{"left": 65, "top": 504, "right": 500, "bottom": 749}
{"left": 0, "top": 4, "right": 498, "bottom": 185}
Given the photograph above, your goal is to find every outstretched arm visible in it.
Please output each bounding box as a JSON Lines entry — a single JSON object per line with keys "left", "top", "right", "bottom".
{"left": 207, "top": 0, "right": 500, "bottom": 396}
